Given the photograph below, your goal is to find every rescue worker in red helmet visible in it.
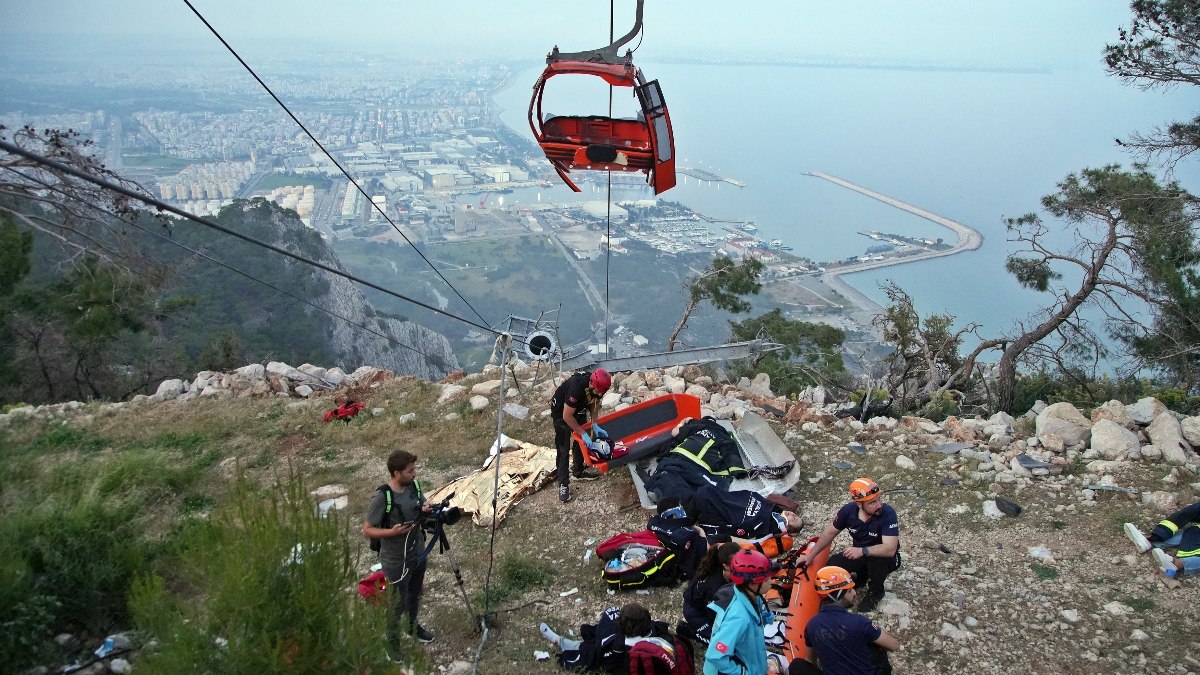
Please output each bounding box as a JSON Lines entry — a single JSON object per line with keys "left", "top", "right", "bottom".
{"left": 788, "top": 566, "right": 901, "bottom": 675}
{"left": 703, "top": 549, "right": 775, "bottom": 674}
{"left": 548, "top": 369, "right": 610, "bottom": 503}
{"left": 797, "top": 478, "right": 900, "bottom": 613}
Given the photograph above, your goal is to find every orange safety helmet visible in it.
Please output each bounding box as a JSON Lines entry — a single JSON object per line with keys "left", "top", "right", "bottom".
{"left": 849, "top": 477, "right": 880, "bottom": 503}
{"left": 814, "top": 566, "right": 855, "bottom": 596}
{"left": 728, "top": 549, "right": 773, "bottom": 584}
{"left": 589, "top": 368, "right": 612, "bottom": 394}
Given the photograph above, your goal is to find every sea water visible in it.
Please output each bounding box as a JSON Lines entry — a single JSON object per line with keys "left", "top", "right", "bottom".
{"left": 494, "top": 59, "right": 1198, "bottom": 337}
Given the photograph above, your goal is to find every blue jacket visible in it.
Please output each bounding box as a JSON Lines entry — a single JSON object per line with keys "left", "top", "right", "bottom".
{"left": 703, "top": 584, "right": 774, "bottom": 675}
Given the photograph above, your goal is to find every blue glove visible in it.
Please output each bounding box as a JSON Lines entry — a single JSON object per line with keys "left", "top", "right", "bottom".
{"left": 592, "top": 423, "right": 607, "bottom": 439}
{"left": 581, "top": 432, "right": 592, "bottom": 447}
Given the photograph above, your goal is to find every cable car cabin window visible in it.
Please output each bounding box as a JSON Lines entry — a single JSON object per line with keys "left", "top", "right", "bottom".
{"left": 540, "top": 76, "right": 642, "bottom": 120}
{"left": 635, "top": 80, "right": 666, "bottom": 115}
{"left": 652, "top": 115, "right": 673, "bottom": 162}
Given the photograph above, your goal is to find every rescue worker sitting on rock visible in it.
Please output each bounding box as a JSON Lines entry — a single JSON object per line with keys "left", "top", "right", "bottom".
{"left": 797, "top": 477, "right": 899, "bottom": 613}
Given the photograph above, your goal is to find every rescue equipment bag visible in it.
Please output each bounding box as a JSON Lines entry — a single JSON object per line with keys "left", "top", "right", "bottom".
{"left": 597, "top": 530, "right": 679, "bottom": 590}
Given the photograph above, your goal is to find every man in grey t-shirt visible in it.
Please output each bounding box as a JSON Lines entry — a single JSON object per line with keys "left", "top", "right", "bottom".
{"left": 362, "top": 449, "right": 434, "bottom": 652}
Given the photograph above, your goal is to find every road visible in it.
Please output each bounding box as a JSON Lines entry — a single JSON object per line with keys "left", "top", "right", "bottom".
{"left": 545, "top": 227, "right": 608, "bottom": 318}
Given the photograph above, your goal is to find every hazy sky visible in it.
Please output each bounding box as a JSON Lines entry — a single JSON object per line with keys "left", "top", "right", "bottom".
{"left": 2, "top": 1, "right": 1142, "bottom": 68}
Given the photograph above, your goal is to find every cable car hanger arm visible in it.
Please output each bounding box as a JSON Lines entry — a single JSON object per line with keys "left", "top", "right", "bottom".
{"left": 547, "top": 0, "right": 644, "bottom": 65}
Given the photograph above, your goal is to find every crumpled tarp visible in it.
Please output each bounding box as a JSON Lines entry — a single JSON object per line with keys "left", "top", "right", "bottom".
{"left": 426, "top": 439, "right": 556, "bottom": 526}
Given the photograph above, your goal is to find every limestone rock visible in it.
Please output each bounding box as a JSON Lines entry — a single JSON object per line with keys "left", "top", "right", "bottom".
{"left": 470, "top": 379, "right": 503, "bottom": 396}
{"left": 942, "top": 416, "right": 981, "bottom": 443}
{"left": 1089, "top": 419, "right": 1141, "bottom": 460}
{"left": 662, "top": 374, "right": 687, "bottom": 394}
{"left": 1142, "top": 490, "right": 1179, "bottom": 513}
{"left": 1181, "top": 416, "right": 1200, "bottom": 447}
{"left": 1128, "top": 397, "right": 1168, "bottom": 425}
{"left": 155, "top": 379, "right": 185, "bottom": 400}
{"left": 1091, "top": 400, "right": 1134, "bottom": 428}
{"left": 1147, "top": 412, "right": 1193, "bottom": 464}
{"left": 1036, "top": 402, "right": 1092, "bottom": 448}
{"left": 234, "top": 363, "right": 265, "bottom": 381}
{"left": 437, "top": 384, "right": 468, "bottom": 405}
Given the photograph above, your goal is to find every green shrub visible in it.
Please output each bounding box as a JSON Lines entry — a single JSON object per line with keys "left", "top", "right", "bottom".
{"left": 130, "top": 474, "right": 413, "bottom": 674}
{"left": 476, "top": 552, "right": 553, "bottom": 608}
{"left": 0, "top": 492, "right": 150, "bottom": 670}
{"left": 916, "top": 391, "right": 960, "bottom": 422}
{"left": 1032, "top": 563, "right": 1059, "bottom": 581}
{"left": 1152, "top": 388, "right": 1200, "bottom": 414}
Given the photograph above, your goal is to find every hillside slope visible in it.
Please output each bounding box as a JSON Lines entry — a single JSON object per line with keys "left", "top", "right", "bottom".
{"left": 153, "top": 199, "right": 459, "bottom": 381}
{"left": 3, "top": 364, "right": 1198, "bottom": 674}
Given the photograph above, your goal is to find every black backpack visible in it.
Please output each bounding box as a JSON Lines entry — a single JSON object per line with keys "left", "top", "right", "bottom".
{"left": 368, "top": 481, "right": 422, "bottom": 552}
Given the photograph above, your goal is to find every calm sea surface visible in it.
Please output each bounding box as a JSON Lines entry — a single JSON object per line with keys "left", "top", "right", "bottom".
{"left": 493, "top": 59, "right": 1198, "bottom": 336}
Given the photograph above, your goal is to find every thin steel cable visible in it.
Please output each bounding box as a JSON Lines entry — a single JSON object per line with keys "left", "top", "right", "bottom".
{"left": 0, "top": 139, "right": 499, "bottom": 336}
{"left": 181, "top": 0, "right": 491, "bottom": 327}
{"left": 603, "top": 0, "right": 615, "bottom": 355}
{"left": 130, "top": 217, "right": 456, "bottom": 369}
{"left": 5, "top": 164, "right": 455, "bottom": 368}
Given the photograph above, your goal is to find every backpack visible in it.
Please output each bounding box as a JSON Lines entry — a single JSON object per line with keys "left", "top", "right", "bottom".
{"left": 357, "top": 569, "right": 387, "bottom": 603}
{"left": 597, "top": 530, "right": 679, "bottom": 590}
{"left": 368, "top": 481, "right": 423, "bottom": 553}
{"left": 627, "top": 635, "right": 695, "bottom": 675}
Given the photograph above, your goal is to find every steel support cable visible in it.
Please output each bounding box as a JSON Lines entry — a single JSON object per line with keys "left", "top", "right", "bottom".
{"left": 0, "top": 139, "right": 500, "bottom": 337}
{"left": 603, "top": 0, "right": 615, "bottom": 355}
{"left": 132, "top": 216, "right": 456, "bottom": 370}
{"left": 4, "top": 164, "right": 456, "bottom": 369}
{"left": 472, "top": 333, "right": 513, "bottom": 675}
{"left": 180, "top": 0, "right": 491, "bottom": 327}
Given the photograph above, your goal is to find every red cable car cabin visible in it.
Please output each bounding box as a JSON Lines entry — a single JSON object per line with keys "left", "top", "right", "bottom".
{"left": 529, "top": 58, "right": 676, "bottom": 195}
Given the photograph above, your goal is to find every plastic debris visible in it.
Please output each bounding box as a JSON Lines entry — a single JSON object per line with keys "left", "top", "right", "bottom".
{"left": 534, "top": 650, "right": 551, "bottom": 661}
{"left": 94, "top": 637, "right": 116, "bottom": 658}
{"left": 559, "top": 587, "right": 579, "bottom": 597}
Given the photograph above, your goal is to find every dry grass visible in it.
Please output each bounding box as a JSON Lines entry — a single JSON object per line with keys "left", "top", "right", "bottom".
{"left": 5, "top": 378, "right": 1200, "bottom": 674}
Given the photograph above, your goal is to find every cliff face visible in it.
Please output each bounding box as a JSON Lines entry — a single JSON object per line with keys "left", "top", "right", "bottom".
{"left": 234, "top": 199, "right": 460, "bottom": 381}
{"left": 319, "top": 271, "right": 460, "bottom": 381}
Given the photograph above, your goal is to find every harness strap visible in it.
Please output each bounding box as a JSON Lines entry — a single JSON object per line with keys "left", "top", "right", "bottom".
{"left": 671, "top": 438, "right": 733, "bottom": 475}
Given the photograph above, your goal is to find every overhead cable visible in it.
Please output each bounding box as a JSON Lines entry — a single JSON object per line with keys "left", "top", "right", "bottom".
{"left": 128, "top": 218, "right": 457, "bottom": 371}
{"left": 0, "top": 139, "right": 499, "bottom": 337}
{"left": 5, "top": 163, "right": 455, "bottom": 369}
{"left": 181, "top": 0, "right": 491, "bottom": 327}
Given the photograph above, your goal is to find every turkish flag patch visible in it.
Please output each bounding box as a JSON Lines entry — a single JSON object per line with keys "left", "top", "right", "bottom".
{"left": 715, "top": 641, "right": 729, "bottom": 654}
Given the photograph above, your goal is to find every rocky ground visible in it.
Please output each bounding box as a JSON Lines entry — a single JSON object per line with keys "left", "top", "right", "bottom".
{"left": 7, "top": 364, "right": 1200, "bottom": 674}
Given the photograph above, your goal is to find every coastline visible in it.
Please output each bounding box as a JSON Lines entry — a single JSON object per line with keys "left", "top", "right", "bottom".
{"left": 487, "top": 71, "right": 982, "bottom": 342}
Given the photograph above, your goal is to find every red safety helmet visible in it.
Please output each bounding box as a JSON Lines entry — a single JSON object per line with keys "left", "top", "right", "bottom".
{"left": 814, "top": 566, "right": 854, "bottom": 596}
{"left": 728, "top": 549, "right": 773, "bottom": 585}
{"left": 849, "top": 477, "right": 880, "bottom": 503}
{"left": 589, "top": 369, "right": 611, "bottom": 394}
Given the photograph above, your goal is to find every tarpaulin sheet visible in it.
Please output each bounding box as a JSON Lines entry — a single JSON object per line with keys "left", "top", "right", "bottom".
{"left": 426, "top": 440, "right": 556, "bottom": 526}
